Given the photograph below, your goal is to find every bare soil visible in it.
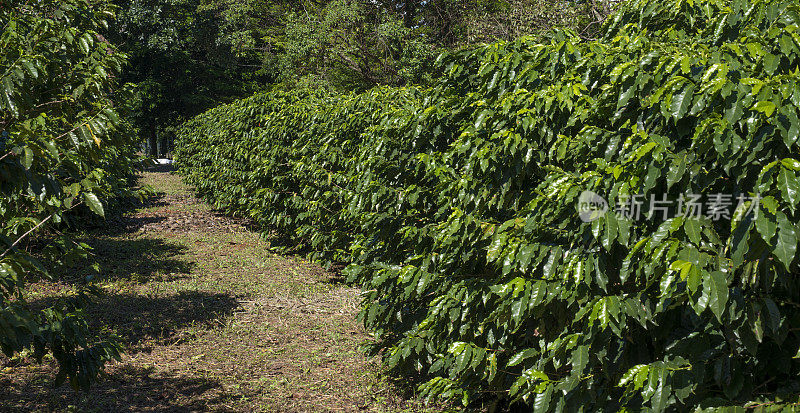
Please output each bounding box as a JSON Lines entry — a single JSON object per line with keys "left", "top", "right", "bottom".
{"left": 0, "top": 168, "right": 446, "bottom": 412}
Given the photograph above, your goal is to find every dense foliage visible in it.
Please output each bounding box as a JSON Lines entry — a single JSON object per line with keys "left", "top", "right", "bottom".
{"left": 108, "top": 0, "right": 271, "bottom": 157}
{"left": 111, "top": 0, "right": 609, "bottom": 157}
{"left": 176, "top": 0, "right": 800, "bottom": 409}
{"left": 1, "top": 0, "right": 142, "bottom": 389}
{"left": 275, "top": 0, "right": 605, "bottom": 90}
{"left": 222, "top": 0, "right": 614, "bottom": 88}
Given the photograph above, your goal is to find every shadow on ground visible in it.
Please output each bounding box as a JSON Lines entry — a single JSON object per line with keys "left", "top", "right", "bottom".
{"left": 88, "top": 290, "right": 239, "bottom": 349}
{"left": 0, "top": 364, "right": 234, "bottom": 412}
{"left": 43, "top": 236, "right": 194, "bottom": 285}
{"left": 24, "top": 289, "right": 239, "bottom": 352}
{"left": 91, "top": 237, "right": 194, "bottom": 282}
{"left": 98, "top": 197, "right": 170, "bottom": 236}
{"left": 146, "top": 163, "right": 176, "bottom": 173}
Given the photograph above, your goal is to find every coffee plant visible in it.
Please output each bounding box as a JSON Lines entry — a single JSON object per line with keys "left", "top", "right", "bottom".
{"left": 176, "top": 0, "right": 800, "bottom": 409}
{"left": 1, "top": 0, "right": 143, "bottom": 389}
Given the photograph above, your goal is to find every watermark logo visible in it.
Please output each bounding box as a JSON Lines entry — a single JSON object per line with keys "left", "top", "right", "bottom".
{"left": 577, "top": 191, "right": 760, "bottom": 223}
{"left": 578, "top": 190, "right": 609, "bottom": 222}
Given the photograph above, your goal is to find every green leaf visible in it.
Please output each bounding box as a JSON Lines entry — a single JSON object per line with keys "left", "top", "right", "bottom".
{"left": 761, "top": 196, "right": 779, "bottom": 214}
{"left": 78, "top": 37, "right": 90, "bottom": 55}
{"left": 650, "top": 367, "right": 670, "bottom": 413}
{"left": 617, "top": 78, "right": 637, "bottom": 110}
{"left": 763, "top": 298, "right": 781, "bottom": 333}
{"left": 782, "top": 159, "right": 800, "bottom": 172}
{"left": 533, "top": 386, "right": 552, "bottom": 413}
{"left": 82, "top": 193, "right": 104, "bottom": 218}
{"left": 755, "top": 210, "right": 777, "bottom": 245}
{"left": 778, "top": 167, "right": 800, "bottom": 212}
{"left": 651, "top": 219, "right": 674, "bottom": 245}
{"left": 1, "top": 88, "right": 18, "bottom": 117}
{"left": 680, "top": 56, "right": 691, "bottom": 74}
{"left": 21, "top": 60, "right": 38, "bottom": 78}
{"left": 683, "top": 218, "right": 701, "bottom": 245}
{"left": 517, "top": 244, "right": 535, "bottom": 272}
{"left": 603, "top": 212, "right": 618, "bottom": 251}
{"left": 508, "top": 348, "right": 538, "bottom": 367}
{"left": 704, "top": 271, "right": 729, "bottom": 322}
{"left": 22, "top": 147, "right": 33, "bottom": 169}
{"left": 787, "top": 121, "right": 800, "bottom": 149}
{"left": 752, "top": 308, "right": 765, "bottom": 342}
{"left": 774, "top": 212, "right": 797, "bottom": 271}
{"left": 634, "top": 141, "right": 658, "bottom": 161}
{"left": 731, "top": 218, "right": 752, "bottom": 267}
{"left": 666, "top": 156, "right": 687, "bottom": 188}
{"left": 671, "top": 83, "right": 695, "bottom": 120}
{"left": 752, "top": 101, "right": 777, "bottom": 117}
{"left": 456, "top": 344, "right": 472, "bottom": 373}
{"left": 487, "top": 233, "right": 507, "bottom": 263}
{"left": 763, "top": 54, "right": 780, "bottom": 75}
{"left": 571, "top": 345, "right": 589, "bottom": 376}
{"left": 670, "top": 260, "right": 691, "bottom": 278}
{"left": 619, "top": 364, "right": 647, "bottom": 388}
{"left": 634, "top": 364, "right": 649, "bottom": 390}
{"left": 686, "top": 264, "right": 701, "bottom": 293}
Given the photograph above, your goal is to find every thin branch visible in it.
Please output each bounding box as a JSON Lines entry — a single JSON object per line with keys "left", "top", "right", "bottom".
{"left": 0, "top": 150, "right": 14, "bottom": 163}
{"left": 0, "top": 214, "right": 54, "bottom": 259}
{"left": 0, "top": 201, "right": 83, "bottom": 259}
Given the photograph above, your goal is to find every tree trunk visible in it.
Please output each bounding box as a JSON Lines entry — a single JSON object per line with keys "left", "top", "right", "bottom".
{"left": 403, "top": 0, "right": 417, "bottom": 28}
{"left": 149, "top": 125, "right": 158, "bottom": 157}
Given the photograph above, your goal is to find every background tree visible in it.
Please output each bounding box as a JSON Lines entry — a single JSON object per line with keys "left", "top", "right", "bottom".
{"left": 203, "top": 0, "right": 615, "bottom": 90}
{"left": 279, "top": 0, "right": 434, "bottom": 90}
{"left": 108, "top": 0, "right": 270, "bottom": 157}
{"left": 107, "top": 0, "right": 614, "bottom": 155}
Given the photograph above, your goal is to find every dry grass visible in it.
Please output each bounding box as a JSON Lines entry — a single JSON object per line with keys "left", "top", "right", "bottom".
{"left": 0, "top": 168, "right": 454, "bottom": 413}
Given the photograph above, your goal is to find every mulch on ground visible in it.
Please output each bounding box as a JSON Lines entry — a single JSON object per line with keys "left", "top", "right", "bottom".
{"left": 0, "top": 167, "right": 442, "bottom": 413}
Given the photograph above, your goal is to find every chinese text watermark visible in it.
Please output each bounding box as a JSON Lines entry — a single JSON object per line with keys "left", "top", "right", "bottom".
{"left": 577, "top": 192, "right": 760, "bottom": 223}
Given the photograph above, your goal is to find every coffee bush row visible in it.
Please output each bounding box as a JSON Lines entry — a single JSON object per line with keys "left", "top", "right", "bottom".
{"left": 1, "top": 0, "right": 143, "bottom": 389}
{"left": 176, "top": 0, "right": 800, "bottom": 409}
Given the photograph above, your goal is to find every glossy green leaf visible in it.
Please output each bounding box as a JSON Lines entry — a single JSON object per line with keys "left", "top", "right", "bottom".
{"left": 778, "top": 167, "right": 800, "bottom": 211}
{"left": 572, "top": 345, "right": 589, "bottom": 376}
{"left": 705, "top": 271, "right": 729, "bottom": 322}
{"left": 752, "top": 101, "right": 777, "bottom": 117}
{"left": 82, "top": 193, "right": 104, "bottom": 218}
{"left": 684, "top": 218, "right": 701, "bottom": 245}
{"left": 671, "top": 83, "right": 695, "bottom": 120}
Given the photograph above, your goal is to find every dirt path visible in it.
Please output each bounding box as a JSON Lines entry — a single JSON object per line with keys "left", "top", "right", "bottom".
{"left": 0, "top": 169, "right": 435, "bottom": 412}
